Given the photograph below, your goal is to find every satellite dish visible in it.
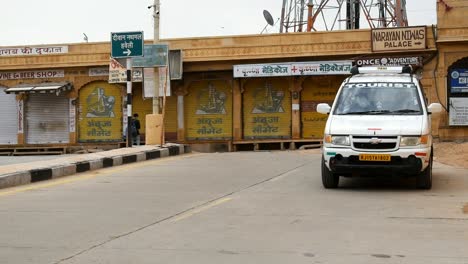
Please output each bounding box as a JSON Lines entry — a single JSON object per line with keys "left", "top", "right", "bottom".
{"left": 263, "top": 10, "right": 274, "bottom": 26}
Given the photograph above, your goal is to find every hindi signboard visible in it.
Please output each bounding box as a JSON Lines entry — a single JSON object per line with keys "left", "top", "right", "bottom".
{"left": 0, "top": 46, "right": 68, "bottom": 57}
{"left": 372, "top": 26, "right": 426, "bottom": 52}
{"left": 234, "top": 64, "right": 291, "bottom": 78}
{"left": 233, "top": 61, "right": 352, "bottom": 78}
{"left": 108, "top": 58, "right": 142, "bottom": 83}
{"left": 111, "top": 31, "right": 144, "bottom": 58}
{"left": 291, "top": 61, "right": 352, "bottom": 75}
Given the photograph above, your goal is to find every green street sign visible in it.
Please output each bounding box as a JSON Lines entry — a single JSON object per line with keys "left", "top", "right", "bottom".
{"left": 133, "top": 44, "right": 168, "bottom": 68}
{"left": 111, "top": 31, "right": 144, "bottom": 58}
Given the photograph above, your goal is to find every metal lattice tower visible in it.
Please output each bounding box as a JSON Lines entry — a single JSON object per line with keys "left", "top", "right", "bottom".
{"left": 279, "top": 0, "right": 408, "bottom": 33}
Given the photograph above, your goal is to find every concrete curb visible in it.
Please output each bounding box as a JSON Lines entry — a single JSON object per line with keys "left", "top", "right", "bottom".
{"left": 0, "top": 144, "right": 190, "bottom": 190}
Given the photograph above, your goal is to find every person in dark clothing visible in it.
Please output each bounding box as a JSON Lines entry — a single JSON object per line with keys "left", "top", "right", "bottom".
{"left": 132, "top": 113, "right": 141, "bottom": 146}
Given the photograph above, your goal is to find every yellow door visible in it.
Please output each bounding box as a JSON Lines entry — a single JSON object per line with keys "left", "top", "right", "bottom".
{"left": 132, "top": 83, "right": 152, "bottom": 138}
{"left": 164, "top": 95, "right": 177, "bottom": 141}
{"left": 185, "top": 80, "right": 232, "bottom": 140}
{"left": 243, "top": 78, "right": 291, "bottom": 139}
{"left": 78, "top": 81, "right": 123, "bottom": 142}
{"left": 301, "top": 76, "right": 346, "bottom": 138}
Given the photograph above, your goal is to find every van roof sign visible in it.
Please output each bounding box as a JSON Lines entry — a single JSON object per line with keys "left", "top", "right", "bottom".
{"left": 351, "top": 65, "right": 412, "bottom": 75}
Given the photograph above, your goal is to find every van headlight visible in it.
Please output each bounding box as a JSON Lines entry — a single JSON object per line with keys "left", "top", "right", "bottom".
{"left": 325, "top": 135, "right": 350, "bottom": 146}
{"left": 400, "top": 135, "right": 429, "bottom": 147}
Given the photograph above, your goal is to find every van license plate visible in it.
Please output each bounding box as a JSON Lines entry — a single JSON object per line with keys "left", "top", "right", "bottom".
{"left": 359, "top": 154, "right": 391, "bottom": 162}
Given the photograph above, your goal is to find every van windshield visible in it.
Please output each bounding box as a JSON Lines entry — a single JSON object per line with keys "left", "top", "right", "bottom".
{"left": 333, "top": 82, "right": 423, "bottom": 115}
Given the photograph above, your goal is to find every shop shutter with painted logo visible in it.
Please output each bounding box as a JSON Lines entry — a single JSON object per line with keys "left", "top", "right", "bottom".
{"left": 25, "top": 93, "right": 69, "bottom": 144}
{"left": 301, "top": 76, "right": 345, "bottom": 138}
{"left": 185, "top": 80, "right": 232, "bottom": 140}
{"left": 78, "top": 82, "right": 123, "bottom": 142}
{"left": 243, "top": 78, "right": 291, "bottom": 139}
{"left": 0, "top": 87, "right": 18, "bottom": 144}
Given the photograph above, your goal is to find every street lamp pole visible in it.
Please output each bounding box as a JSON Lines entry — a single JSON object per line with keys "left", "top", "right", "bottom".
{"left": 152, "top": 0, "right": 160, "bottom": 114}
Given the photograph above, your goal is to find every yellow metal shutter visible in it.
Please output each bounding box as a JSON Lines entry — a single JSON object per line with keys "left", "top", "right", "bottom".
{"left": 301, "top": 76, "right": 346, "bottom": 138}
{"left": 185, "top": 80, "right": 233, "bottom": 140}
{"left": 78, "top": 81, "right": 123, "bottom": 142}
{"left": 243, "top": 78, "right": 291, "bottom": 139}
{"left": 132, "top": 83, "right": 152, "bottom": 137}
{"left": 163, "top": 95, "right": 177, "bottom": 141}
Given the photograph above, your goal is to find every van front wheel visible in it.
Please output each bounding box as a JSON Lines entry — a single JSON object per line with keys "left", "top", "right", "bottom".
{"left": 417, "top": 151, "right": 433, "bottom": 190}
{"left": 322, "top": 158, "right": 339, "bottom": 189}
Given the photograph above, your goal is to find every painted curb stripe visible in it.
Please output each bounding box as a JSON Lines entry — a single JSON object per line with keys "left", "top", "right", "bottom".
{"left": 76, "top": 162, "right": 91, "bottom": 173}
{"left": 146, "top": 150, "right": 161, "bottom": 160}
{"left": 30, "top": 169, "right": 53, "bottom": 183}
{"left": 103, "top": 158, "right": 114, "bottom": 168}
{"left": 0, "top": 144, "right": 187, "bottom": 190}
{"left": 122, "top": 155, "right": 137, "bottom": 164}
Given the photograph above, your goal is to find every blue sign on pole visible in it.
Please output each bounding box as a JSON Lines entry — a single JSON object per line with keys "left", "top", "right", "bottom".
{"left": 450, "top": 68, "right": 468, "bottom": 94}
{"left": 111, "top": 31, "right": 144, "bottom": 58}
{"left": 133, "top": 44, "right": 168, "bottom": 68}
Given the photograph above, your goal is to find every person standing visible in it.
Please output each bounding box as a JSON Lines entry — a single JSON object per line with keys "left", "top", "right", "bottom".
{"left": 132, "top": 113, "right": 141, "bottom": 146}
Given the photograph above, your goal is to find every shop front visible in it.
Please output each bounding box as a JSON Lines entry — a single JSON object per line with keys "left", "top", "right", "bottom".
{"left": 5, "top": 82, "right": 73, "bottom": 144}
{"left": 234, "top": 61, "right": 352, "bottom": 142}
{"left": 184, "top": 79, "right": 233, "bottom": 141}
{"left": 0, "top": 85, "right": 18, "bottom": 144}
{"left": 78, "top": 81, "right": 123, "bottom": 143}
{"left": 301, "top": 76, "right": 346, "bottom": 139}
{"left": 243, "top": 78, "right": 291, "bottom": 139}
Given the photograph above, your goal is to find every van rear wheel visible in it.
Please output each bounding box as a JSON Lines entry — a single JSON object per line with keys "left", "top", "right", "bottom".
{"left": 322, "top": 158, "right": 339, "bottom": 189}
{"left": 417, "top": 151, "right": 433, "bottom": 190}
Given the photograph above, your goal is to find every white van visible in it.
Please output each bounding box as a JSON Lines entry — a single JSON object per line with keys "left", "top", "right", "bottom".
{"left": 316, "top": 66, "right": 442, "bottom": 189}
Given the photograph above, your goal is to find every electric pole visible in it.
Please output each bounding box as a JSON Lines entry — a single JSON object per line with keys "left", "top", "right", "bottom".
{"left": 153, "top": 0, "right": 160, "bottom": 114}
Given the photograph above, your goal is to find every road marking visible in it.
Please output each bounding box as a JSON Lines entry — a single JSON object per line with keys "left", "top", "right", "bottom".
{"left": 0, "top": 154, "right": 199, "bottom": 198}
{"left": 171, "top": 197, "right": 233, "bottom": 222}
{"left": 270, "top": 166, "right": 304, "bottom": 182}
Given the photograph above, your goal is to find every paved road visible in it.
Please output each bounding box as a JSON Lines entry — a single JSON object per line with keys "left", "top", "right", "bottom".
{"left": 1, "top": 150, "right": 467, "bottom": 264}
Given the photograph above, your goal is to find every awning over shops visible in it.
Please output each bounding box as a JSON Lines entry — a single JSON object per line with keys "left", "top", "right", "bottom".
{"left": 4, "top": 82, "right": 72, "bottom": 95}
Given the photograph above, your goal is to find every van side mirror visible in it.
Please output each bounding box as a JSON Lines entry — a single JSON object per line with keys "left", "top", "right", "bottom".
{"left": 428, "top": 103, "right": 442, "bottom": 114}
{"left": 317, "top": 103, "right": 331, "bottom": 114}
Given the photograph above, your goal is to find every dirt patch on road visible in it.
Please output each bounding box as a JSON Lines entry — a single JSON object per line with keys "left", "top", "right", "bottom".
{"left": 463, "top": 204, "right": 468, "bottom": 214}
{"left": 433, "top": 142, "right": 468, "bottom": 169}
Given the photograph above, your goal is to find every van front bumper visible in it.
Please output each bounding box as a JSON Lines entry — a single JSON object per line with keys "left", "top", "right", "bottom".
{"left": 323, "top": 147, "right": 430, "bottom": 176}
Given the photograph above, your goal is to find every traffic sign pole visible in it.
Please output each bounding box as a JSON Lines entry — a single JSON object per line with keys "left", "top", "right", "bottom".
{"left": 110, "top": 31, "right": 143, "bottom": 147}
{"left": 126, "top": 58, "right": 133, "bottom": 148}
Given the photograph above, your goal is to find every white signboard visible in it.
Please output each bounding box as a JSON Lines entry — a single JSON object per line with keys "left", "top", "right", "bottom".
{"left": 372, "top": 26, "right": 426, "bottom": 52}
{"left": 449, "top": 97, "right": 468, "bottom": 126}
{"left": 0, "top": 70, "right": 65, "bottom": 80}
{"left": 234, "top": 64, "right": 291, "bottom": 78}
{"left": 108, "top": 58, "right": 142, "bottom": 83}
{"left": 143, "top": 67, "right": 171, "bottom": 98}
{"left": 355, "top": 56, "right": 422, "bottom": 67}
{"left": 89, "top": 67, "right": 109, "bottom": 76}
{"left": 291, "top": 61, "right": 353, "bottom": 75}
{"left": 0, "top": 46, "right": 68, "bottom": 57}
{"left": 234, "top": 61, "right": 352, "bottom": 78}
{"left": 143, "top": 68, "right": 155, "bottom": 98}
